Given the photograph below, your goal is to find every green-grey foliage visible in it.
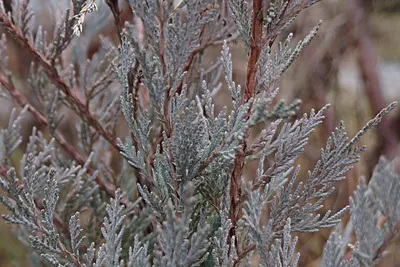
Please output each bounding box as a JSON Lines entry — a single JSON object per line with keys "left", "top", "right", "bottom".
{"left": 0, "top": 0, "right": 399, "bottom": 266}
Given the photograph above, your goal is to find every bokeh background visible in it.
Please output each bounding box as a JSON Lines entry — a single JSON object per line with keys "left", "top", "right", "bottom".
{"left": 1, "top": 0, "right": 400, "bottom": 266}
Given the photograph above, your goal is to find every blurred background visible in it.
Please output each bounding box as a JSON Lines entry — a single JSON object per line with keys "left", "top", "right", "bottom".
{"left": 1, "top": 0, "right": 400, "bottom": 266}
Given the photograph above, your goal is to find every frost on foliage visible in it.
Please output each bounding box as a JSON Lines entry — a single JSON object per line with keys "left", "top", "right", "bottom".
{"left": 243, "top": 184, "right": 274, "bottom": 264}
{"left": 153, "top": 183, "right": 211, "bottom": 267}
{"left": 163, "top": 0, "right": 217, "bottom": 93}
{"left": 256, "top": 24, "right": 320, "bottom": 94}
{"left": 349, "top": 178, "right": 384, "bottom": 266}
{"left": 0, "top": 33, "right": 11, "bottom": 79}
{"left": 19, "top": 127, "right": 55, "bottom": 181}
{"left": 369, "top": 157, "right": 400, "bottom": 229}
{"left": 320, "top": 155, "right": 400, "bottom": 266}
{"left": 118, "top": 136, "right": 146, "bottom": 170}
{"left": 122, "top": 25, "right": 165, "bottom": 112}
{"left": 252, "top": 105, "right": 329, "bottom": 189}
{"left": 10, "top": 0, "right": 34, "bottom": 37}
{"left": 0, "top": 164, "right": 63, "bottom": 264}
{"left": 1, "top": 161, "right": 41, "bottom": 230}
{"left": 227, "top": 0, "right": 250, "bottom": 51}
{"left": 138, "top": 183, "right": 166, "bottom": 219}
{"left": 244, "top": 102, "right": 397, "bottom": 264}
{"left": 101, "top": 189, "right": 126, "bottom": 266}
{"left": 23, "top": 0, "right": 90, "bottom": 60}
{"left": 270, "top": 103, "right": 396, "bottom": 234}
{"left": 221, "top": 41, "right": 241, "bottom": 102}
{"left": 117, "top": 38, "right": 150, "bottom": 171}
{"left": 69, "top": 212, "right": 85, "bottom": 257}
{"left": 266, "top": 219, "right": 300, "bottom": 267}
{"left": 136, "top": 42, "right": 252, "bottom": 211}
{"left": 127, "top": 235, "right": 150, "bottom": 267}
{"left": 29, "top": 170, "right": 62, "bottom": 263}
{"left": 126, "top": 0, "right": 218, "bottom": 107}
{"left": 212, "top": 192, "right": 237, "bottom": 267}
{"left": 0, "top": 107, "right": 27, "bottom": 164}
{"left": 320, "top": 223, "right": 351, "bottom": 267}
{"left": 1, "top": 0, "right": 400, "bottom": 265}
{"left": 88, "top": 189, "right": 150, "bottom": 267}
{"left": 218, "top": 43, "right": 251, "bottom": 157}
{"left": 171, "top": 97, "right": 209, "bottom": 182}
{"left": 59, "top": 152, "right": 99, "bottom": 224}
{"left": 0, "top": 111, "right": 113, "bottom": 266}
{"left": 136, "top": 42, "right": 257, "bottom": 211}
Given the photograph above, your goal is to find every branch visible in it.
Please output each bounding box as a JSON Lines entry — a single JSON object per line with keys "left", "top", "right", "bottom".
{"left": 0, "top": 10, "right": 120, "bottom": 153}
{"left": 233, "top": 244, "right": 255, "bottom": 266}
{"left": 175, "top": 7, "right": 210, "bottom": 96}
{"left": 244, "top": 0, "right": 263, "bottom": 101}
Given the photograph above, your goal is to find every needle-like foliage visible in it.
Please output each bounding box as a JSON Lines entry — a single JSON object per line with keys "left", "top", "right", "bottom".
{"left": 0, "top": 0, "right": 399, "bottom": 266}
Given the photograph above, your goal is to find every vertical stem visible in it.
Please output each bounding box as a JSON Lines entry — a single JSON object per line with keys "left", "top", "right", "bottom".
{"left": 229, "top": 0, "right": 263, "bottom": 253}
{"left": 244, "top": 0, "right": 263, "bottom": 102}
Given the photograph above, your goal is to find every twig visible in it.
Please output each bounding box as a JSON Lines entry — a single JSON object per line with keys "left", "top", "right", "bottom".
{"left": 175, "top": 6, "right": 211, "bottom": 96}
{"left": 343, "top": 220, "right": 400, "bottom": 262}
{"left": 149, "top": 4, "right": 223, "bottom": 167}
{"left": 373, "top": 220, "right": 400, "bottom": 262}
{"left": 233, "top": 244, "right": 255, "bottom": 266}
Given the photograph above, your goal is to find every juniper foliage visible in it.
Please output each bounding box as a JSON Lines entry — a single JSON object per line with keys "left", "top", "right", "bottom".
{"left": 0, "top": 0, "right": 399, "bottom": 266}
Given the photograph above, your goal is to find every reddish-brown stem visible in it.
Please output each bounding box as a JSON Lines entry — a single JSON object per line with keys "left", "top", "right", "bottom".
{"left": 159, "top": 2, "right": 169, "bottom": 137}
{"left": 0, "top": 75, "right": 84, "bottom": 165}
{"left": 233, "top": 244, "right": 256, "bottom": 266}
{"left": 155, "top": 4, "right": 180, "bottom": 210}
{"left": 62, "top": 250, "right": 82, "bottom": 267}
{"left": 0, "top": 11, "right": 120, "bottom": 153}
{"left": 244, "top": 0, "right": 265, "bottom": 98}
{"left": 175, "top": 7, "right": 210, "bottom": 96}
{"left": 229, "top": 0, "right": 263, "bottom": 256}
{"left": 149, "top": 5, "right": 216, "bottom": 168}
{"left": 373, "top": 220, "right": 400, "bottom": 262}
